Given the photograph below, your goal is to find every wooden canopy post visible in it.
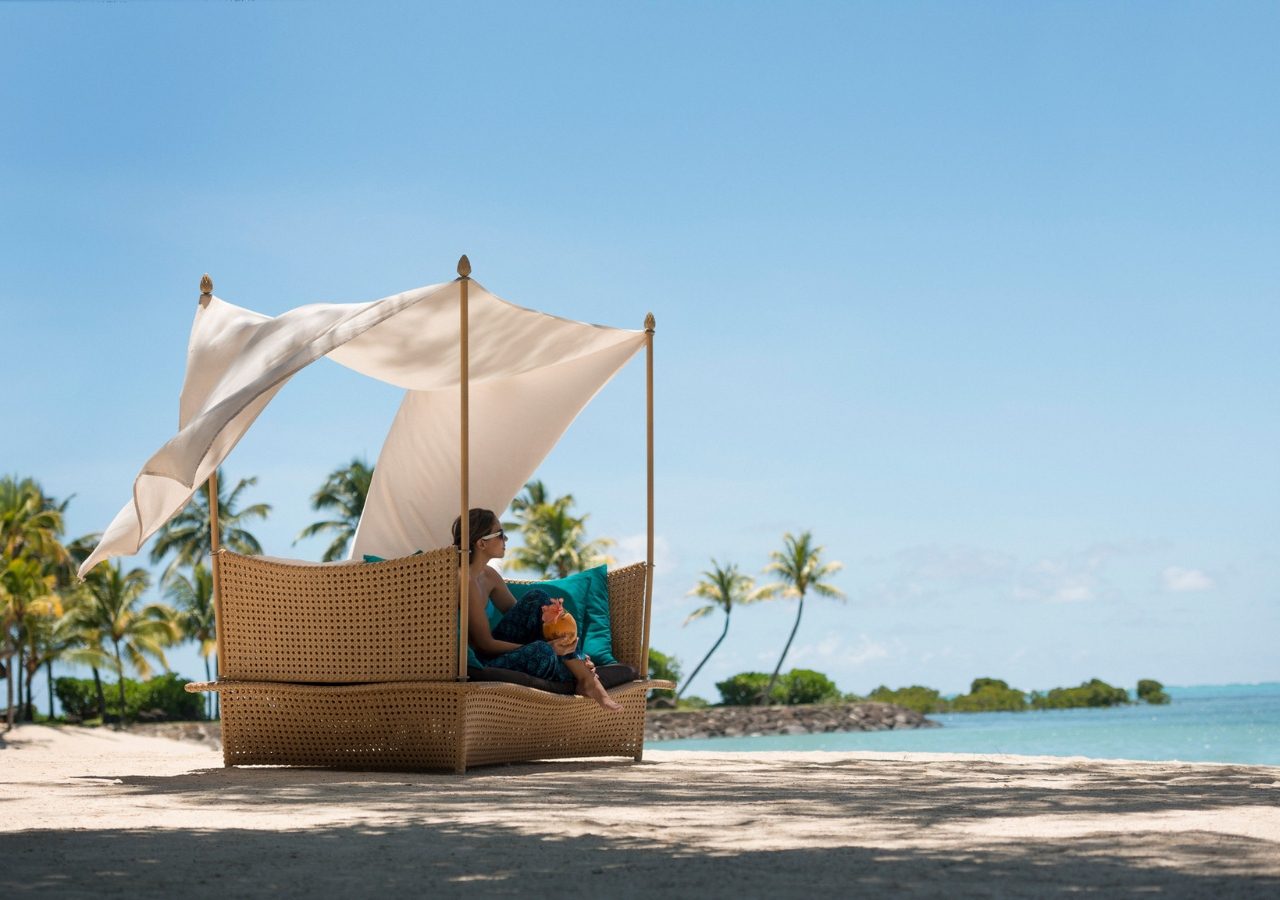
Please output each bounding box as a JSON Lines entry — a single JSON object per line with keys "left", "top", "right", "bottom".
{"left": 457, "top": 255, "right": 472, "bottom": 681}
{"left": 200, "top": 274, "right": 225, "bottom": 680}
{"left": 641, "top": 312, "right": 655, "bottom": 678}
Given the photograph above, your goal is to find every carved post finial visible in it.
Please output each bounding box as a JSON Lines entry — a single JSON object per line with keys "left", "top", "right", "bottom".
{"left": 457, "top": 255, "right": 471, "bottom": 278}
{"left": 199, "top": 274, "right": 214, "bottom": 307}
{"left": 644, "top": 312, "right": 655, "bottom": 333}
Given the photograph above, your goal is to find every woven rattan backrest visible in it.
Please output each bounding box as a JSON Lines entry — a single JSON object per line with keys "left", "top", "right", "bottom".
{"left": 605, "top": 563, "right": 648, "bottom": 671}
{"left": 215, "top": 548, "right": 459, "bottom": 683}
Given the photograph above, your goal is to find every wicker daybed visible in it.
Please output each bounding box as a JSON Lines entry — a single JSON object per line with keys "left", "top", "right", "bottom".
{"left": 81, "top": 256, "right": 668, "bottom": 772}
{"left": 186, "top": 550, "right": 665, "bottom": 772}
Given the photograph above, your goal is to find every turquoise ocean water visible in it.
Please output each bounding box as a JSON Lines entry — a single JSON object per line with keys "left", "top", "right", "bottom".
{"left": 654, "top": 683, "right": 1280, "bottom": 766}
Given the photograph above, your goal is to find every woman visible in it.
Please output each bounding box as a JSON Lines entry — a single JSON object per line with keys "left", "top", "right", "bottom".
{"left": 454, "top": 508, "right": 622, "bottom": 711}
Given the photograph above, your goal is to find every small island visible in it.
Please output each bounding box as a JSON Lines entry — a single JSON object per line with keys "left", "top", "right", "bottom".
{"left": 644, "top": 671, "right": 1172, "bottom": 742}
{"left": 867, "top": 677, "right": 1172, "bottom": 714}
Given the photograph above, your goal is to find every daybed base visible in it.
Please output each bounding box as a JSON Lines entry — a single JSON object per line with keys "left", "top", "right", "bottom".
{"left": 187, "top": 678, "right": 669, "bottom": 772}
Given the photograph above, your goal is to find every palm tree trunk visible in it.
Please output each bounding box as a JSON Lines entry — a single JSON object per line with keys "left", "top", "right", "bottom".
{"left": 4, "top": 653, "right": 13, "bottom": 731}
{"left": 91, "top": 667, "right": 106, "bottom": 720}
{"left": 112, "top": 639, "right": 125, "bottom": 730}
{"left": 204, "top": 655, "right": 212, "bottom": 720}
{"left": 213, "top": 652, "right": 219, "bottom": 720}
{"left": 761, "top": 595, "right": 805, "bottom": 704}
{"left": 676, "top": 614, "right": 730, "bottom": 700}
{"left": 15, "top": 645, "right": 24, "bottom": 722}
{"left": 25, "top": 658, "right": 35, "bottom": 722}
{"left": 46, "top": 659, "right": 54, "bottom": 720}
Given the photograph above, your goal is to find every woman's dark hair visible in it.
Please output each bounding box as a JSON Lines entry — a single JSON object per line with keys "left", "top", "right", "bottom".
{"left": 452, "top": 508, "right": 497, "bottom": 555}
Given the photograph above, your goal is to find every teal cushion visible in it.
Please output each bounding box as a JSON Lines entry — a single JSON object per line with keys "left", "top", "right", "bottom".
{"left": 507, "top": 566, "right": 615, "bottom": 665}
{"left": 362, "top": 550, "right": 422, "bottom": 563}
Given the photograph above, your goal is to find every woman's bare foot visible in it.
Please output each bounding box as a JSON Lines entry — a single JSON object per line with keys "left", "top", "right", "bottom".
{"left": 578, "top": 675, "right": 623, "bottom": 711}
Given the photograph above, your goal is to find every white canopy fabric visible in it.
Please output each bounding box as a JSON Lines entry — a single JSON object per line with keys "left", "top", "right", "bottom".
{"left": 80, "top": 278, "right": 647, "bottom": 578}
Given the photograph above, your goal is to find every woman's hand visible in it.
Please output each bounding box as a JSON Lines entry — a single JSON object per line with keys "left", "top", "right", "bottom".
{"left": 550, "top": 634, "right": 577, "bottom": 656}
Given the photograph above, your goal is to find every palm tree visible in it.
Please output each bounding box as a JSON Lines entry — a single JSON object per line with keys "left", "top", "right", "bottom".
{"left": 19, "top": 577, "right": 61, "bottom": 720}
{"left": 508, "top": 479, "right": 551, "bottom": 516}
{"left": 756, "top": 531, "right": 844, "bottom": 704}
{"left": 57, "top": 627, "right": 112, "bottom": 721}
{"left": 294, "top": 457, "right": 373, "bottom": 561}
{"left": 166, "top": 562, "right": 217, "bottom": 718}
{"left": 1, "top": 556, "right": 58, "bottom": 726}
{"left": 30, "top": 590, "right": 90, "bottom": 720}
{"left": 80, "top": 562, "right": 177, "bottom": 727}
{"left": 677, "top": 561, "right": 755, "bottom": 701}
{"left": 0, "top": 476, "right": 68, "bottom": 564}
{"left": 0, "top": 570, "right": 15, "bottom": 728}
{"left": 501, "top": 479, "right": 554, "bottom": 533}
{"left": 0, "top": 555, "right": 58, "bottom": 727}
{"left": 1, "top": 476, "right": 71, "bottom": 723}
{"left": 508, "top": 492, "right": 613, "bottom": 579}
{"left": 29, "top": 530, "right": 102, "bottom": 722}
{"left": 150, "top": 468, "right": 271, "bottom": 577}
{"left": 512, "top": 480, "right": 551, "bottom": 512}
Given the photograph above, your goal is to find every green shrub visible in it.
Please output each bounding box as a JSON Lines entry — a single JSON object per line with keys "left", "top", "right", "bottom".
{"left": 868, "top": 684, "right": 951, "bottom": 714}
{"left": 647, "top": 648, "right": 681, "bottom": 703}
{"left": 716, "top": 670, "right": 841, "bottom": 706}
{"left": 952, "top": 677, "right": 1029, "bottom": 712}
{"left": 140, "top": 674, "right": 205, "bottom": 720}
{"left": 54, "top": 677, "right": 101, "bottom": 719}
{"left": 1137, "top": 679, "right": 1171, "bottom": 704}
{"left": 54, "top": 674, "right": 206, "bottom": 722}
{"left": 780, "top": 669, "right": 841, "bottom": 705}
{"left": 1031, "top": 678, "right": 1130, "bottom": 710}
{"left": 716, "top": 672, "right": 779, "bottom": 705}
{"left": 677, "top": 695, "right": 710, "bottom": 710}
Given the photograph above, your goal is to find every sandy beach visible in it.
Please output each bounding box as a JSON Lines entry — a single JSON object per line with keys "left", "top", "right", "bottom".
{"left": 3, "top": 725, "right": 1279, "bottom": 898}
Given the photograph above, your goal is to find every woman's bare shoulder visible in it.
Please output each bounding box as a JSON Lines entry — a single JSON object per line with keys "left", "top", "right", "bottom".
{"left": 479, "top": 564, "right": 507, "bottom": 591}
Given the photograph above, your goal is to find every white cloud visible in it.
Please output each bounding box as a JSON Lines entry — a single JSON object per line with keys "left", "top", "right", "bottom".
{"left": 616, "top": 532, "right": 675, "bottom": 572}
{"left": 790, "top": 634, "right": 891, "bottom": 668}
{"left": 1012, "top": 542, "right": 1154, "bottom": 604}
{"left": 868, "top": 540, "right": 1168, "bottom": 608}
{"left": 1050, "top": 583, "right": 1095, "bottom": 603}
{"left": 863, "top": 544, "right": 1017, "bottom": 605}
{"left": 617, "top": 533, "right": 680, "bottom": 609}
{"left": 809, "top": 636, "right": 843, "bottom": 658}
{"left": 847, "top": 636, "right": 891, "bottom": 666}
{"left": 1162, "top": 566, "right": 1214, "bottom": 593}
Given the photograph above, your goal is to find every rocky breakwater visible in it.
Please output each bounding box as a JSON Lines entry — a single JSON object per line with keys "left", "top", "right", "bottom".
{"left": 645, "top": 701, "right": 939, "bottom": 742}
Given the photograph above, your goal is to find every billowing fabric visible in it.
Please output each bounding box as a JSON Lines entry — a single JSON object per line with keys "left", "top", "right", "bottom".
{"left": 80, "top": 279, "right": 646, "bottom": 578}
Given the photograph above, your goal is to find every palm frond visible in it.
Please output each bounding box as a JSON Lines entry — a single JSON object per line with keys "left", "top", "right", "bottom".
{"left": 150, "top": 467, "right": 272, "bottom": 571}
{"left": 294, "top": 458, "right": 371, "bottom": 560}
{"left": 682, "top": 604, "right": 718, "bottom": 626}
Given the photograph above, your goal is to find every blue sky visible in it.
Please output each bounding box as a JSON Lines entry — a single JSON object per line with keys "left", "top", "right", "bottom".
{"left": 3, "top": 1, "right": 1277, "bottom": 705}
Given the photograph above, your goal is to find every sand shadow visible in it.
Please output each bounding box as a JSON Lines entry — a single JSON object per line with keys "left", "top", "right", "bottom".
{"left": 5, "top": 820, "right": 1279, "bottom": 898}
{"left": 76, "top": 755, "right": 1280, "bottom": 825}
